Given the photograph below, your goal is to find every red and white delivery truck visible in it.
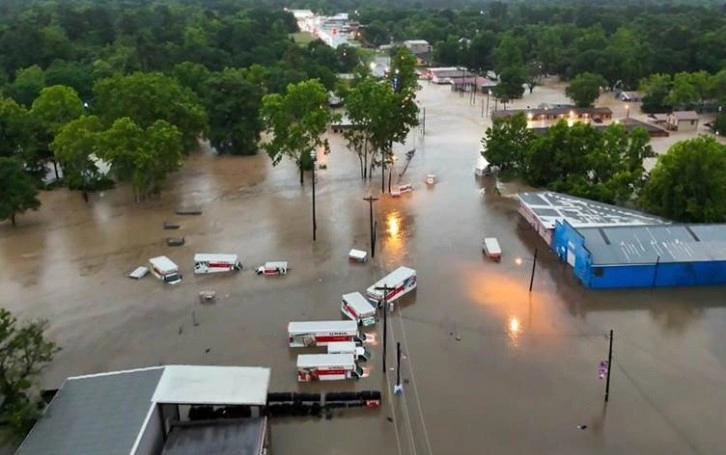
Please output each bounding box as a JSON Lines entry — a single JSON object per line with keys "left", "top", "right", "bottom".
{"left": 366, "top": 266, "right": 417, "bottom": 304}
{"left": 341, "top": 292, "right": 377, "bottom": 327}
{"left": 148, "top": 256, "right": 182, "bottom": 285}
{"left": 193, "top": 253, "right": 242, "bottom": 274}
{"left": 296, "top": 353, "right": 364, "bottom": 381}
{"left": 288, "top": 320, "right": 365, "bottom": 347}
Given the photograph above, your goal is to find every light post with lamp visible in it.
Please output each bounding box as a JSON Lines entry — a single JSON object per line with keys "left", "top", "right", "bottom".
{"left": 515, "top": 248, "right": 539, "bottom": 293}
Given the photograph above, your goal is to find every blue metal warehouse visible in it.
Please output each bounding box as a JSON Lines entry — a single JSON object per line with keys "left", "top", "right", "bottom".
{"left": 517, "top": 192, "right": 726, "bottom": 289}
{"left": 552, "top": 220, "right": 726, "bottom": 289}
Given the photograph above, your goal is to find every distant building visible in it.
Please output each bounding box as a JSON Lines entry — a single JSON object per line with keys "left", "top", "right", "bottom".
{"left": 403, "top": 40, "right": 432, "bottom": 55}
{"left": 450, "top": 76, "right": 497, "bottom": 93}
{"left": 427, "top": 67, "right": 472, "bottom": 84}
{"left": 492, "top": 107, "right": 613, "bottom": 123}
{"left": 528, "top": 118, "right": 669, "bottom": 138}
{"left": 15, "top": 365, "right": 271, "bottom": 455}
{"left": 666, "top": 110, "right": 699, "bottom": 131}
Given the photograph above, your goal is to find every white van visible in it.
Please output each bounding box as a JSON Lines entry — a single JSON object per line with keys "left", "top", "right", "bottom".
{"left": 148, "top": 256, "right": 182, "bottom": 284}
{"left": 366, "top": 266, "right": 417, "bottom": 304}
{"left": 327, "top": 341, "right": 371, "bottom": 362}
{"left": 341, "top": 292, "right": 377, "bottom": 327}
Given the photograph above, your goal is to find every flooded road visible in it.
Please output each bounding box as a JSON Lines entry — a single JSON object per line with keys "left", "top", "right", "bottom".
{"left": 2, "top": 81, "right": 726, "bottom": 454}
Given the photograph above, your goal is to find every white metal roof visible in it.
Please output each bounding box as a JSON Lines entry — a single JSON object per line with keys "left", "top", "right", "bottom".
{"left": 149, "top": 255, "right": 178, "bottom": 271}
{"left": 151, "top": 365, "right": 271, "bottom": 406}
{"left": 368, "top": 266, "right": 416, "bottom": 291}
{"left": 288, "top": 320, "right": 358, "bottom": 335}
{"left": 517, "top": 192, "right": 667, "bottom": 230}
{"left": 194, "top": 253, "right": 239, "bottom": 263}
{"left": 342, "top": 292, "right": 375, "bottom": 313}
{"left": 297, "top": 353, "right": 356, "bottom": 368}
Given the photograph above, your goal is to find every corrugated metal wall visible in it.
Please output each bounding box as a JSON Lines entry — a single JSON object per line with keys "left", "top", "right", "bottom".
{"left": 552, "top": 220, "right": 726, "bottom": 289}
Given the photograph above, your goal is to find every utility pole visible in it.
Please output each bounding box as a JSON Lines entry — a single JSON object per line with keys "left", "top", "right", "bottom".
{"left": 311, "top": 152, "right": 317, "bottom": 242}
{"left": 529, "top": 248, "right": 538, "bottom": 293}
{"left": 375, "top": 284, "right": 394, "bottom": 372}
{"left": 363, "top": 195, "right": 378, "bottom": 258}
{"left": 605, "top": 329, "right": 614, "bottom": 402}
{"left": 394, "top": 342, "right": 403, "bottom": 394}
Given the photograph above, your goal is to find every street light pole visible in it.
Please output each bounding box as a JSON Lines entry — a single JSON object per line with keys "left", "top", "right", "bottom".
{"left": 375, "top": 284, "right": 394, "bottom": 372}
{"left": 363, "top": 195, "right": 379, "bottom": 258}
{"left": 528, "top": 248, "right": 538, "bottom": 293}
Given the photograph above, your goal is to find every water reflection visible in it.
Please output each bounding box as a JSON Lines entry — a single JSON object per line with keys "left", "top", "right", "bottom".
{"left": 508, "top": 316, "right": 521, "bottom": 348}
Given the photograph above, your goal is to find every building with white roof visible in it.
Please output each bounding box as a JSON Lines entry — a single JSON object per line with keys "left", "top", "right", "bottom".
{"left": 15, "top": 365, "right": 271, "bottom": 455}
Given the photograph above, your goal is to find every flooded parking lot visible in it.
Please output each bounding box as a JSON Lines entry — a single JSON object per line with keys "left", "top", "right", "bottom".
{"left": 1, "top": 81, "right": 726, "bottom": 454}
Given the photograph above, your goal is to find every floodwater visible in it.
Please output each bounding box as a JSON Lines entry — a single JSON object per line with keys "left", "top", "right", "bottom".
{"left": 2, "top": 81, "right": 726, "bottom": 455}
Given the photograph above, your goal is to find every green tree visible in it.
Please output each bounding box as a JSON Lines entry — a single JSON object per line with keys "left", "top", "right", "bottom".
{"left": 44, "top": 61, "right": 95, "bottom": 101}
{"left": 0, "top": 97, "right": 32, "bottom": 159}
{"left": 30, "top": 85, "right": 84, "bottom": 135}
{"left": 99, "top": 118, "right": 183, "bottom": 201}
{"left": 0, "top": 308, "right": 60, "bottom": 435}
{"left": 344, "top": 78, "right": 380, "bottom": 179}
{"left": 481, "top": 112, "right": 534, "bottom": 173}
{"left": 93, "top": 72, "right": 208, "bottom": 153}
{"left": 639, "top": 73, "right": 673, "bottom": 113}
{"left": 261, "top": 79, "right": 333, "bottom": 186}
{"left": 492, "top": 34, "right": 525, "bottom": 74}
{"left": 666, "top": 72, "right": 699, "bottom": 109}
{"left": 0, "top": 157, "right": 41, "bottom": 226}
{"left": 170, "top": 61, "right": 211, "bottom": 95}
{"left": 201, "top": 68, "right": 263, "bottom": 155}
{"left": 50, "top": 115, "right": 105, "bottom": 195}
{"left": 6, "top": 66, "right": 45, "bottom": 107}
{"left": 565, "top": 72, "right": 607, "bottom": 107}
{"left": 493, "top": 66, "right": 526, "bottom": 106}
{"left": 640, "top": 136, "right": 726, "bottom": 223}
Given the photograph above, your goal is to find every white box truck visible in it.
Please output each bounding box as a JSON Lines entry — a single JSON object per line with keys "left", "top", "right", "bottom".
{"left": 327, "top": 341, "right": 371, "bottom": 362}
{"left": 341, "top": 292, "right": 377, "bottom": 327}
{"left": 296, "top": 353, "right": 364, "bottom": 381}
{"left": 288, "top": 320, "right": 365, "bottom": 347}
{"left": 193, "top": 253, "right": 242, "bottom": 274}
{"left": 148, "top": 256, "right": 182, "bottom": 284}
{"left": 366, "top": 266, "right": 417, "bottom": 304}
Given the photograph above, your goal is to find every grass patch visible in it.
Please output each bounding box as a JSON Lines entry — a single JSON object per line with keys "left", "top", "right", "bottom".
{"left": 290, "top": 31, "right": 316, "bottom": 45}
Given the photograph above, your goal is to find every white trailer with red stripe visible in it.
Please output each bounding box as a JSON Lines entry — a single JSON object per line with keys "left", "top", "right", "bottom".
{"left": 366, "top": 266, "right": 417, "bottom": 305}
{"left": 341, "top": 292, "right": 377, "bottom": 327}
{"left": 193, "top": 253, "right": 242, "bottom": 274}
{"left": 296, "top": 353, "right": 364, "bottom": 381}
{"left": 288, "top": 320, "right": 365, "bottom": 347}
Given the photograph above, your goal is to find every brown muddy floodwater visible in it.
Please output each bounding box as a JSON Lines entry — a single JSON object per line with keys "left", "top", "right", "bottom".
{"left": 2, "top": 82, "right": 726, "bottom": 455}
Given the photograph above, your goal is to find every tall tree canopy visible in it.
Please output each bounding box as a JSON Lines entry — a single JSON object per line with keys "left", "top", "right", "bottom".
{"left": 261, "top": 79, "right": 333, "bottom": 186}
{"left": 640, "top": 136, "right": 726, "bottom": 223}
{"left": 0, "top": 157, "right": 41, "bottom": 226}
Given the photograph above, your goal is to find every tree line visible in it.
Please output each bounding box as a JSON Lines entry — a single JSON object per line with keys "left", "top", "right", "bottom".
{"left": 0, "top": 0, "right": 368, "bottom": 224}
{"left": 483, "top": 115, "right": 726, "bottom": 223}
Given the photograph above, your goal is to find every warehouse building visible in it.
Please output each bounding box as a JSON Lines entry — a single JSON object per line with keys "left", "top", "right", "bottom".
{"left": 553, "top": 221, "right": 726, "bottom": 289}
{"left": 16, "top": 365, "right": 271, "bottom": 455}
{"left": 517, "top": 192, "right": 726, "bottom": 289}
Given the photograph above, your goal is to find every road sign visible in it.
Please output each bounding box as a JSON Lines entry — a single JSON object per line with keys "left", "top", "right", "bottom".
{"left": 598, "top": 361, "right": 608, "bottom": 380}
